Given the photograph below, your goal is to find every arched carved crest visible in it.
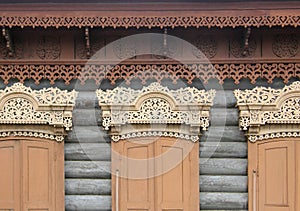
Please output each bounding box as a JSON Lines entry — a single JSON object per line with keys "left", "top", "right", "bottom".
{"left": 234, "top": 81, "right": 300, "bottom": 142}
{"left": 96, "top": 82, "right": 215, "bottom": 142}
{"left": 0, "top": 83, "right": 77, "bottom": 142}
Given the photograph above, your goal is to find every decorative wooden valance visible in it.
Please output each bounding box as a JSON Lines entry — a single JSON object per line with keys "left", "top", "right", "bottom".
{"left": 96, "top": 82, "right": 215, "bottom": 142}
{"left": 0, "top": 62, "right": 298, "bottom": 86}
{"left": 0, "top": 83, "right": 77, "bottom": 142}
{"left": 234, "top": 81, "right": 300, "bottom": 142}
{"left": 0, "top": 3, "right": 299, "bottom": 29}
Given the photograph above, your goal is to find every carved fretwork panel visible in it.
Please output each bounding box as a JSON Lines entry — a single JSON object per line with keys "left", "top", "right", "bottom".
{"left": 0, "top": 83, "right": 77, "bottom": 142}
{"left": 97, "top": 82, "right": 215, "bottom": 142}
{"left": 234, "top": 81, "right": 300, "bottom": 142}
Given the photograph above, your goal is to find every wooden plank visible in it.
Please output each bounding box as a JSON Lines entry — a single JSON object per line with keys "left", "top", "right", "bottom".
{"left": 210, "top": 108, "right": 239, "bottom": 126}
{"left": 66, "top": 126, "right": 110, "bottom": 143}
{"left": 200, "top": 176, "right": 247, "bottom": 192}
{"left": 65, "top": 143, "right": 111, "bottom": 161}
{"left": 65, "top": 179, "right": 111, "bottom": 195}
{"left": 65, "top": 195, "right": 111, "bottom": 211}
{"left": 201, "top": 126, "right": 246, "bottom": 142}
{"left": 65, "top": 161, "right": 111, "bottom": 179}
{"left": 200, "top": 193, "right": 248, "bottom": 210}
{"left": 200, "top": 142, "right": 247, "bottom": 158}
{"left": 200, "top": 158, "right": 247, "bottom": 175}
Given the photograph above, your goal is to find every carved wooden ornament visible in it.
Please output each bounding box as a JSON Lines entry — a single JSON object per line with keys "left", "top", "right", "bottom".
{"left": 234, "top": 81, "right": 300, "bottom": 142}
{"left": 97, "top": 82, "right": 215, "bottom": 142}
{"left": 0, "top": 83, "right": 77, "bottom": 142}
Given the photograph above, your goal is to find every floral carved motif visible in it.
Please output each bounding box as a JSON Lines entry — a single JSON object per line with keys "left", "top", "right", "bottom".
{"left": 97, "top": 82, "right": 215, "bottom": 142}
{"left": 36, "top": 36, "right": 61, "bottom": 60}
{"left": 0, "top": 62, "right": 299, "bottom": 86}
{"left": 192, "top": 35, "right": 217, "bottom": 59}
{"left": 234, "top": 81, "right": 300, "bottom": 142}
{"left": 0, "top": 83, "right": 77, "bottom": 142}
{"left": 272, "top": 34, "right": 298, "bottom": 58}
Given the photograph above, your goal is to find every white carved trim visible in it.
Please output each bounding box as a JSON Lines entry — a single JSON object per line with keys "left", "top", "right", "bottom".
{"left": 0, "top": 83, "right": 77, "bottom": 142}
{"left": 234, "top": 81, "right": 300, "bottom": 142}
{"left": 111, "top": 131, "right": 198, "bottom": 143}
{"left": 0, "top": 131, "right": 64, "bottom": 142}
{"left": 97, "top": 82, "right": 215, "bottom": 142}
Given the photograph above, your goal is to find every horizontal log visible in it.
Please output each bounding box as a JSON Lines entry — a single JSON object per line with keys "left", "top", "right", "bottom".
{"left": 66, "top": 126, "right": 110, "bottom": 143}
{"left": 65, "top": 161, "right": 111, "bottom": 179}
{"left": 201, "top": 126, "right": 246, "bottom": 142}
{"left": 213, "top": 90, "right": 236, "bottom": 108}
{"left": 65, "top": 195, "right": 111, "bottom": 211}
{"left": 65, "top": 143, "right": 111, "bottom": 161}
{"left": 65, "top": 141, "right": 246, "bottom": 161}
{"left": 65, "top": 179, "right": 111, "bottom": 195}
{"left": 200, "top": 176, "right": 247, "bottom": 192}
{"left": 72, "top": 109, "right": 101, "bottom": 126}
{"left": 210, "top": 108, "right": 239, "bottom": 126}
{"left": 200, "top": 158, "right": 247, "bottom": 175}
{"left": 200, "top": 192, "right": 248, "bottom": 210}
{"left": 200, "top": 142, "right": 247, "bottom": 158}
{"left": 75, "top": 91, "right": 98, "bottom": 109}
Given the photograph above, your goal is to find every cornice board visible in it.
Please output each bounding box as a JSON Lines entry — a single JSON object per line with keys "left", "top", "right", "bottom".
{"left": 0, "top": 2, "right": 299, "bottom": 28}
{"left": 96, "top": 82, "right": 216, "bottom": 142}
{"left": 0, "top": 83, "right": 77, "bottom": 142}
{"left": 0, "top": 62, "right": 298, "bottom": 85}
{"left": 234, "top": 81, "right": 300, "bottom": 142}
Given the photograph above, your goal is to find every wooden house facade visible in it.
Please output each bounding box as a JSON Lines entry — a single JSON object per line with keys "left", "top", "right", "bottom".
{"left": 0, "top": 1, "right": 299, "bottom": 210}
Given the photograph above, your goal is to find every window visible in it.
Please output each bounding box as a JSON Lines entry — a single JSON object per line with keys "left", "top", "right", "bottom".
{"left": 0, "top": 83, "right": 76, "bottom": 211}
{"left": 97, "top": 82, "right": 215, "bottom": 211}
{"left": 235, "top": 81, "right": 300, "bottom": 211}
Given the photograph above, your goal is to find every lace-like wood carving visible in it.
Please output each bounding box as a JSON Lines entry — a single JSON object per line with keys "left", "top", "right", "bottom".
{"left": 0, "top": 83, "right": 77, "bottom": 142}
{"left": 0, "top": 62, "right": 299, "bottom": 85}
{"left": 234, "top": 81, "right": 300, "bottom": 142}
{"left": 96, "top": 82, "right": 215, "bottom": 142}
{"left": 0, "top": 14, "right": 300, "bottom": 29}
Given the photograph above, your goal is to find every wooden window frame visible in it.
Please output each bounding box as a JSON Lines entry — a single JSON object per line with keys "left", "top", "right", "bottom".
{"left": 234, "top": 81, "right": 300, "bottom": 211}
{"left": 0, "top": 83, "right": 77, "bottom": 211}
{"left": 97, "top": 82, "right": 216, "bottom": 211}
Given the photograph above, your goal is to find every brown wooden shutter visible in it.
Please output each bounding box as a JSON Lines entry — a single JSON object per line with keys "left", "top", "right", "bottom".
{"left": 113, "top": 137, "right": 199, "bottom": 211}
{"left": 0, "top": 139, "right": 64, "bottom": 211}
{"left": 258, "top": 140, "right": 295, "bottom": 211}
{"left": 0, "top": 141, "right": 20, "bottom": 211}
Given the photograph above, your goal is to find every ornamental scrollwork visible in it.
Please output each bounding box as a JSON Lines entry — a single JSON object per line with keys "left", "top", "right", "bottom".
{"left": 0, "top": 62, "right": 299, "bottom": 86}
{"left": 192, "top": 35, "right": 217, "bottom": 59}
{"left": 234, "top": 81, "right": 300, "bottom": 142}
{"left": 0, "top": 14, "right": 300, "bottom": 29}
{"left": 272, "top": 34, "right": 298, "bottom": 58}
{"left": 0, "top": 83, "right": 77, "bottom": 142}
{"left": 36, "top": 36, "right": 61, "bottom": 60}
{"left": 97, "top": 82, "right": 215, "bottom": 142}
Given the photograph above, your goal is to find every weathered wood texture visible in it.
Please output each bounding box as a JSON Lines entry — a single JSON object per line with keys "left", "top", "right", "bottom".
{"left": 64, "top": 90, "right": 248, "bottom": 210}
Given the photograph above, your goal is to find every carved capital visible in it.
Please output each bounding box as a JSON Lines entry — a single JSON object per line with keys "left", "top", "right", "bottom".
{"left": 97, "top": 82, "right": 215, "bottom": 142}
{"left": 234, "top": 81, "right": 300, "bottom": 142}
{"left": 0, "top": 83, "right": 77, "bottom": 142}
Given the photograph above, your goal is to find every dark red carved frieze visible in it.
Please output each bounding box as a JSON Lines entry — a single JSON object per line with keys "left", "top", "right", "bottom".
{"left": 0, "top": 62, "right": 298, "bottom": 85}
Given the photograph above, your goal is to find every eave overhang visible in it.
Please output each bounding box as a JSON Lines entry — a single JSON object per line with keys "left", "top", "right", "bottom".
{"left": 0, "top": 2, "right": 299, "bottom": 29}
